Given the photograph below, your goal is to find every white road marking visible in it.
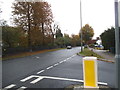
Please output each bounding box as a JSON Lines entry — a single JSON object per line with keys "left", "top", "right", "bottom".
{"left": 66, "top": 58, "right": 69, "bottom": 60}
{"left": 17, "top": 86, "right": 27, "bottom": 90}
{"left": 59, "top": 61, "right": 63, "bottom": 64}
{"left": 46, "top": 66, "right": 53, "bottom": 70}
{"left": 44, "top": 54, "right": 76, "bottom": 71}
{"left": 19, "top": 74, "right": 107, "bottom": 86}
{"left": 44, "top": 76, "right": 84, "bottom": 83}
{"left": 63, "top": 60, "right": 67, "bottom": 62}
{"left": 67, "top": 58, "right": 70, "bottom": 60}
{"left": 20, "top": 75, "right": 44, "bottom": 84}
{"left": 44, "top": 76, "right": 107, "bottom": 85}
{"left": 54, "top": 63, "right": 59, "bottom": 66}
{"left": 36, "top": 54, "right": 76, "bottom": 75}
{"left": 72, "top": 54, "right": 76, "bottom": 57}
{"left": 66, "top": 54, "right": 76, "bottom": 61}
{"left": 20, "top": 75, "right": 107, "bottom": 86}
{"left": 98, "top": 82, "right": 108, "bottom": 85}
{"left": 4, "top": 84, "right": 16, "bottom": 89}
{"left": 30, "top": 77, "right": 44, "bottom": 84}
{"left": 37, "top": 70, "right": 45, "bottom": 74}
{"left": 36, "top": 56, "right": 40, "bottom": 59}
{"left": 20, "top": 75, "right": 39, "bottom": 82}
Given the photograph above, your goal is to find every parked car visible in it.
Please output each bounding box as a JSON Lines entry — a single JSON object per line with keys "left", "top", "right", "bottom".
{"left": 67, "top": 46, "right": 72, "bottom": 49}
{"left": 94, "top": 44, "right": 104, "bottom": 50}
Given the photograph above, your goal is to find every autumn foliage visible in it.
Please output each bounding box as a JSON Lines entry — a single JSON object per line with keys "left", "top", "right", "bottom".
{"left": 12, "top": 1, "right": 53, "bottom": 47}
{"left": 2, "top": 1, "right": 95, "bottom": 55}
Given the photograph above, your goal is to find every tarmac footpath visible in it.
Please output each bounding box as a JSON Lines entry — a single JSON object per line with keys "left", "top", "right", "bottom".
{"left": 91, "top": 49, "right": 115, "bottom": 63}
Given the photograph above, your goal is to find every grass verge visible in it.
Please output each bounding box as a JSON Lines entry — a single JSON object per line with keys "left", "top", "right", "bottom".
{"left": 79, "top": 48, "right": 104, "bottom": 59}
{"left": 2, "top": 48, "right": 65, "bottom": 60}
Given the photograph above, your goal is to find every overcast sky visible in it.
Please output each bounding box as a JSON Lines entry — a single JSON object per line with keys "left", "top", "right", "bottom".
{"left": 0, "top": 0, "right": 119, "bottom": 38}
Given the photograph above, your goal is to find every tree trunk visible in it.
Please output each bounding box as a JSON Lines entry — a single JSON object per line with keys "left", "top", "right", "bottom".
{"left": 42, "top": 22, "right": 45, "bottom": 46}
{"left": 27, "top": 3, "right": 32, "bottom": 51}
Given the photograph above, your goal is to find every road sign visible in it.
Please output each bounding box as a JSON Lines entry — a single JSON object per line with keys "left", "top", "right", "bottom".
{"left": 83, "top": 57, "right": 98, "bottom": 88}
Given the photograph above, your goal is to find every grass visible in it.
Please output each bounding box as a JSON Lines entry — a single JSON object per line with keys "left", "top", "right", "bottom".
{"left": 2, "top": 48, "right": 65, "bottom": 60}
{"left": 79, "top": 48, "right": 104, "bottom": 59}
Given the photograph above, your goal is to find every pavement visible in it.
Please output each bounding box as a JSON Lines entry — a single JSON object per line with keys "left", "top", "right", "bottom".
{"left": 2, "top": 47, "right": 116, "bottom": 89}
{"left": 91, "top": 48, "right": 115, "bottom": 63}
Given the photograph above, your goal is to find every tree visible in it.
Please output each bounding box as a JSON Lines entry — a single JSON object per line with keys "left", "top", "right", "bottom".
{"left": 32, "top": 2, "right": 53, "bottom": 45}
{"left": 12, "top": 2, "right": 34, "bottom": 48}
{"left": 79, "top": 24, "right": 94, "bottom": 44}
{"left": 71, "top": 34, "right": 81, "bottom": 46}
{"left": 2, "top": 26, "right": 25, "bottom": 48}
{"left": 100, "top": 27, "right": 115, "bottom": 50}
{"left": 63, "top": 33, "right": 71, "bottom": 46}
{"left": 0, "top": 20, "right": 7, "bottom": 26}
{"left": 55, "top": 37, "right": 64, "bottom": 47}
{"left": 12, "top": 1, "right": 53, "bottom": 48}
{"left": 55, "top": 25, "right": 63, "bottom": 38}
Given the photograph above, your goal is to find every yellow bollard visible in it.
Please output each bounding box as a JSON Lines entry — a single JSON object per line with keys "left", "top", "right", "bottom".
{"left": 83, "top": 57, "right": 98, "bottom": 88}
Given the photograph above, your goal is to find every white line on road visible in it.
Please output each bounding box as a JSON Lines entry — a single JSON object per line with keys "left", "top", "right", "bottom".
{"left": 42, "top": 76, "right": 108, "bottom": 85}
{"left": 45, "top": 75, "right": 108, "bottom": 85}
{"left": 36, "top": 54, "right": 76, "bottom": 75}
{"left": 44, "top": 76, "right": 84, "bottom": 83}
{"left": 36, "top": 56, "right": 40, "bottom": 59}
{"left": 46, "top": 66, "right": 53, "bottom": 70}
{"left": 17, "top": 86, "right": 27, "bottom": 90}
{"left": 66, "top": 57, "right": 72, "bottom": 60}
{"left": 67, "top": 57, "right": 70, "bottom": 60}
{"left": 98, "top": 82, "right": 108, "bottom": 85}
{"left": 66, "top": 58, "right": 69, "bottom": 60}
{"left": 66, "top": 54, "right": 76, "bottom": 61}
{"left": 20, "top": 75, "right": 44, "bottom": 84}
{"left": 20, "top": 75, "right": 39, "bottom": 82}
{"left": 37, "top": 70, "right": 45, "bottom": 74}
{"left": 63, "top": 60, "right": 66, "bottom": 62}
{"left": 21, "top": 75, "right": 107, "bottom": 86}
{"left": 59, "top": 61, "right": 64, "bottom": 64}
{"left": 72, "top": 54, "right": 76, "bottom": 57}
{"left": 4, "top": 84, "right": 16, "bottom": 89}
{"left": 62, "top": 60, "right": 65, "bottom": 62}
{"left": 19, "top": 74, "right": 108, "bottom": 86}
{"left": 30, "top": 77, "right": 44, "bottom": 84}
{"left": 54, "top": 63, "right": 59, "bottom": 66}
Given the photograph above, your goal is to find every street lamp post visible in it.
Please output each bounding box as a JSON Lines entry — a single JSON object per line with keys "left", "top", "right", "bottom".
{"left": 80, "top": 0, "right": 83, "bottom": 52}
{"left": 114, "top": 0, "right": 120, "bottom": 89}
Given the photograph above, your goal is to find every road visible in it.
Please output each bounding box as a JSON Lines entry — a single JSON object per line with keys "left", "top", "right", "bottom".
{"left": 2, "top": 47, "right": 115, "bottom": 89}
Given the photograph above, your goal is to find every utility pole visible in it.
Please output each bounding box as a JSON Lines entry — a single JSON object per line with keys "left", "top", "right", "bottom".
{"left": 80, "top": 0, "right": 83, "bottom": 52}
{"left": 114, "top": 0, "right": 120, "bottom": 89}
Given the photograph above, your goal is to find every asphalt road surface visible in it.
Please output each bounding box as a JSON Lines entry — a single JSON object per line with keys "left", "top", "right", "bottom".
{"left": 2, "top": 47, "right": 115, "bottom": 89}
